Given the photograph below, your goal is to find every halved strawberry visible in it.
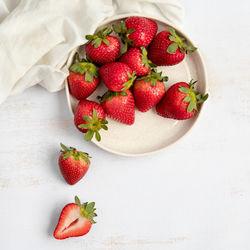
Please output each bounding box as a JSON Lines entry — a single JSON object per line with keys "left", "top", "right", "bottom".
{"left": 99, "top": 90, "right": 135, "bottom": 125}
{"left": 74, "top": 100, "right": 108, "bottom": 141}
{"left": 148, "top": 27, "right": 197, "bottom": 66}
{"left": 68, "top": 54, "right": 99, "bottom": 100}
{"left": 54, "top": 196, "right": 97, "bottom": 240}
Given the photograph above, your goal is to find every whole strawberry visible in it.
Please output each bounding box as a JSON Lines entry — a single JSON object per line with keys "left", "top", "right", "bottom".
{"left": 74, "top": 100, "right": 108, "bottom": 141}
{"left": 148, "top": 27, "right": 197, "bottom": 66}
{"left": 156, "top": 80, "right": 208, "bottom": 120}
{"left": 99, "top": 62, "right": 136, "bottom": 92}
{"left": 58, "top": 143, "right": 90, "bottom": 185}
{"left": 54, "top": 196, "right": 97, "bottom": 239}
{"left": 133, "top": 69, "right": 168, "bottom": 112}
{"left": 119, "top": 47, "right": 152, "bottom": 76}
{"left": 85, "top": 26, "right": 120, "bottom": 65}
{"left": 68, "top": 54, "right": 99, "bottom": 100}
{"left": 113, "top": 17, "right": 157, "bottom": 53}
{"left": 99, "top": 90, "right": 135, "bottom": 125}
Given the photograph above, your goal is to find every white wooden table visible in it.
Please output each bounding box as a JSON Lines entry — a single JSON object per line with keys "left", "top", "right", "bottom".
{"left": 0, "top": 1, "right": 249, "bottom": 249}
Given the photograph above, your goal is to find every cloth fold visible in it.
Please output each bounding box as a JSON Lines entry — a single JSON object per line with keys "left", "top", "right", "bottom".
{"left": 0, "top": 0, "right": 184, "bottom": 104}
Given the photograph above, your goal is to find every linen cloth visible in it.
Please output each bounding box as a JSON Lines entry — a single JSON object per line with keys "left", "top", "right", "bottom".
{"left": 0, "top": 0, "right": 183, "bottom": 104}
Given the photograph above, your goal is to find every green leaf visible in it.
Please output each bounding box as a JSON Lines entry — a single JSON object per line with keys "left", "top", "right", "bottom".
{"left": 167, "top": 42, "right": 178, "bottom": 54}
{"left": 75, "top": 196, "right": 81, "bottom": 206}
{"left": 112, "top": 24, "right": 121, "bottom": 33}
{"left": 82, "top": 115, "right": 92, "bottom": 123}
{"left": 121, "top": 42, "right": 128, "bottom": 54}
{"left": 85, "top": 35, "right": 93, "bottom": 40}
{"left": 103, "top": 39, "right": 110, "bottom": 46}
{"left": 62, "top": 152, "right": 72, "bottom": 159}
{"left": 169, "top": 36, "right": 176, "bottom": 42}
{"left": 70, "top": 63, "right": 84, "bottom": 74}
{"left": 183, "top": 96, "right": 191, "bottom": 102}
{"left": 84, "top": 130, "right": 94, "bottom": 141}
{"left": 187, "top": 102, "right": 194, "bottom": 112}
{"left": 88, "top": 217, "right": 96, "bottom": 224}
{"left": 92, "top": 38, "right": 102, "bottom": 48}
{"left": 179, "top": 86, "right": 189, "bottom": 94}
{"left": 92, "top": 108, "right": 98, "bottom": 120}
{"left": 128, "top": 28, "right": 135, "bottom": 34}
{"left": 101, "top": 125, "right": 108, "bottom": 130}
{"left": 60, "top": 143, "right": 69, "bottom": 152}
{"left": 85, "top": 71, "right": 93, "bottom": 82}
{"left": 186, "top": 45, "right": 197, "bottom": 53}
{"left": 78, "top": 123, "right": 89, "bottom": 129}
{"left": 86, "top": 202, "right": 95, "bottom": 212}
{"left": 121, "top": 21, "right": 126, "bottom": 31}
{"left": 167, "top": 27, "right": 176, "bottom": 36}
{"left": 95, "top": 131, "right": 101, "bottom": 141}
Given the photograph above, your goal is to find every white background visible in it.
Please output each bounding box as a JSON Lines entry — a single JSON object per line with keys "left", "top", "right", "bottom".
{"left": 0, "top": 0, "right": 250, "bottom": 249}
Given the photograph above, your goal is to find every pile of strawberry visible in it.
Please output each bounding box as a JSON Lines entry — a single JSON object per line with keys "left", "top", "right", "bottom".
{"left": 68, "top": 16, "right": 208, "bottom": 142}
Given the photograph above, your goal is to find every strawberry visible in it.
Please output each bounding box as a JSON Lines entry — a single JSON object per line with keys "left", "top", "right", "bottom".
{"left": 99, "top": 62, "right": 136, "bottom": 92}
{"left": 85, "top": 27, "right": 120, "bottom": 65}
{"left": 74, "top": 100, "right": 108, "bottom": 141}
{"left": 156, "top": 80, "right": 208, "bottom": 120}
{"left": 54, "top": 196, "right": 97, "bottom": 239}
{"left": 148, "top": 27, "right": 197, "bottom": 66}
{"left": 119, "top": 47, "right": 152, "bottom": 76}
{"left": 68, "top": 54, "right": 99, "bottom": 100}
{"left": 58, "top": 143, "right": 90, "bottom": 185}
{"left": 113, "top": 17, "right": 157, "bottom": 53}
{"left": 99, "top": 90, "right": 135, "bottom": 125}
{"left": 133, "top": 69, "right": 168, "bottom": 112}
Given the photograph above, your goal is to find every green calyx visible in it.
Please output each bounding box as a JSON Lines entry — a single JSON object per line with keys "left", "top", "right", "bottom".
{"left": 70, "top": 53, "right": 99, "bottom": 82}
{"left": 60, "top": 143, "right": 90, "bottom": 163}
{"left": 78, "top": 108, "right": 108, "bottom": 142}
{"left": 74, "top": 196, "right": 97, "bottom": 224}
{"left": 138, "top": 68, "right": 168, "bottom": 87}
{"left": 112, "top": 21, "right": 135, "bottom": 53}
{"left": 85, "top": 26, "right": 112, "bottom": 48}
{"left": 179, "top": 79, "right": 209, "bottom": 113}
{"left": 140, "top": 47, "right": 155, "bottom": 69}
{"left": 98, "top": 90, "right": 128, "bottom": 103}
{"left": 166, "top": 27, "right": 197, "bottom": 54}
{"left": 122, "top": 71, "right": 136, "bottom": 91}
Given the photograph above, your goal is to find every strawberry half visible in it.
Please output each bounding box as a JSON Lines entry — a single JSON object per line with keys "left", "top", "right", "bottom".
{"left": 58, "top": 143, "right": 90, "bottom": 185}
{"left": 99, "top": 62, "right": 136, "bottom": 92}
{"left": 113, "top": 17, "right": 157, "bottom": 53}
{"left": 85, "top": 26, "right": 120, "bottom": 65}
{"left": 99, "top": 90, "right": 135, "bottom": 125}
{"left": 133, "top": 69, "right": 168, "bottom": 112}
{"left": 74, "top": 100, "right": 108, "bottom": 141}
{"left": 156, "top": 80, "right": 208, "bottom": 120}
{"left": 68, "top": 54, "right": 99, "bottom": 100}
{"left": 119, "top": 47, "right": 152, "bottom": 76}
{"left": 148, "top": 27, "right": 197, "bottom": 66}
{"left": 54, "top": 196, "right": 97, "bottom": 240}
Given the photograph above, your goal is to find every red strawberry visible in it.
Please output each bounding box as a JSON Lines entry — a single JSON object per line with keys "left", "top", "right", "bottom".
{"left": 85, "top": 27, "right": 120, "bottom": 65}
{"left": 68, "top": 54, "right": 99, "bottom": 100}
{"left": 99, "top": 62, "right": 136, "bottom": 92}
{"left": 58, "top": 143, "right": 90, "bottom": 185}
{"left": 74, "top": 100, "right": 108, "bottom": 141}
{"left": 156, "top": 80, "right": 208, "bottom": 120}
{"left": 148, "top": 27, "right": 197, "bottom": 66}
{"left": 99, "top": 90, "right": 135, "bottom": 125}
{"left": 133, "top": 69, "right": 168, "bottom": 112}
{"left": 119, "top": 47, "right": 151, "bottom": 76}
{"left": 113, "top": 17, "right": 157, "bottom": 52}
{"left": 54, "top": 196, "right": 97, "bottom": 239}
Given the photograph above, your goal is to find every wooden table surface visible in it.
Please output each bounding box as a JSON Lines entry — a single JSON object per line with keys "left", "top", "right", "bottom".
{"left": 0, "top": 1, "right": 249, "bottom": 249}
